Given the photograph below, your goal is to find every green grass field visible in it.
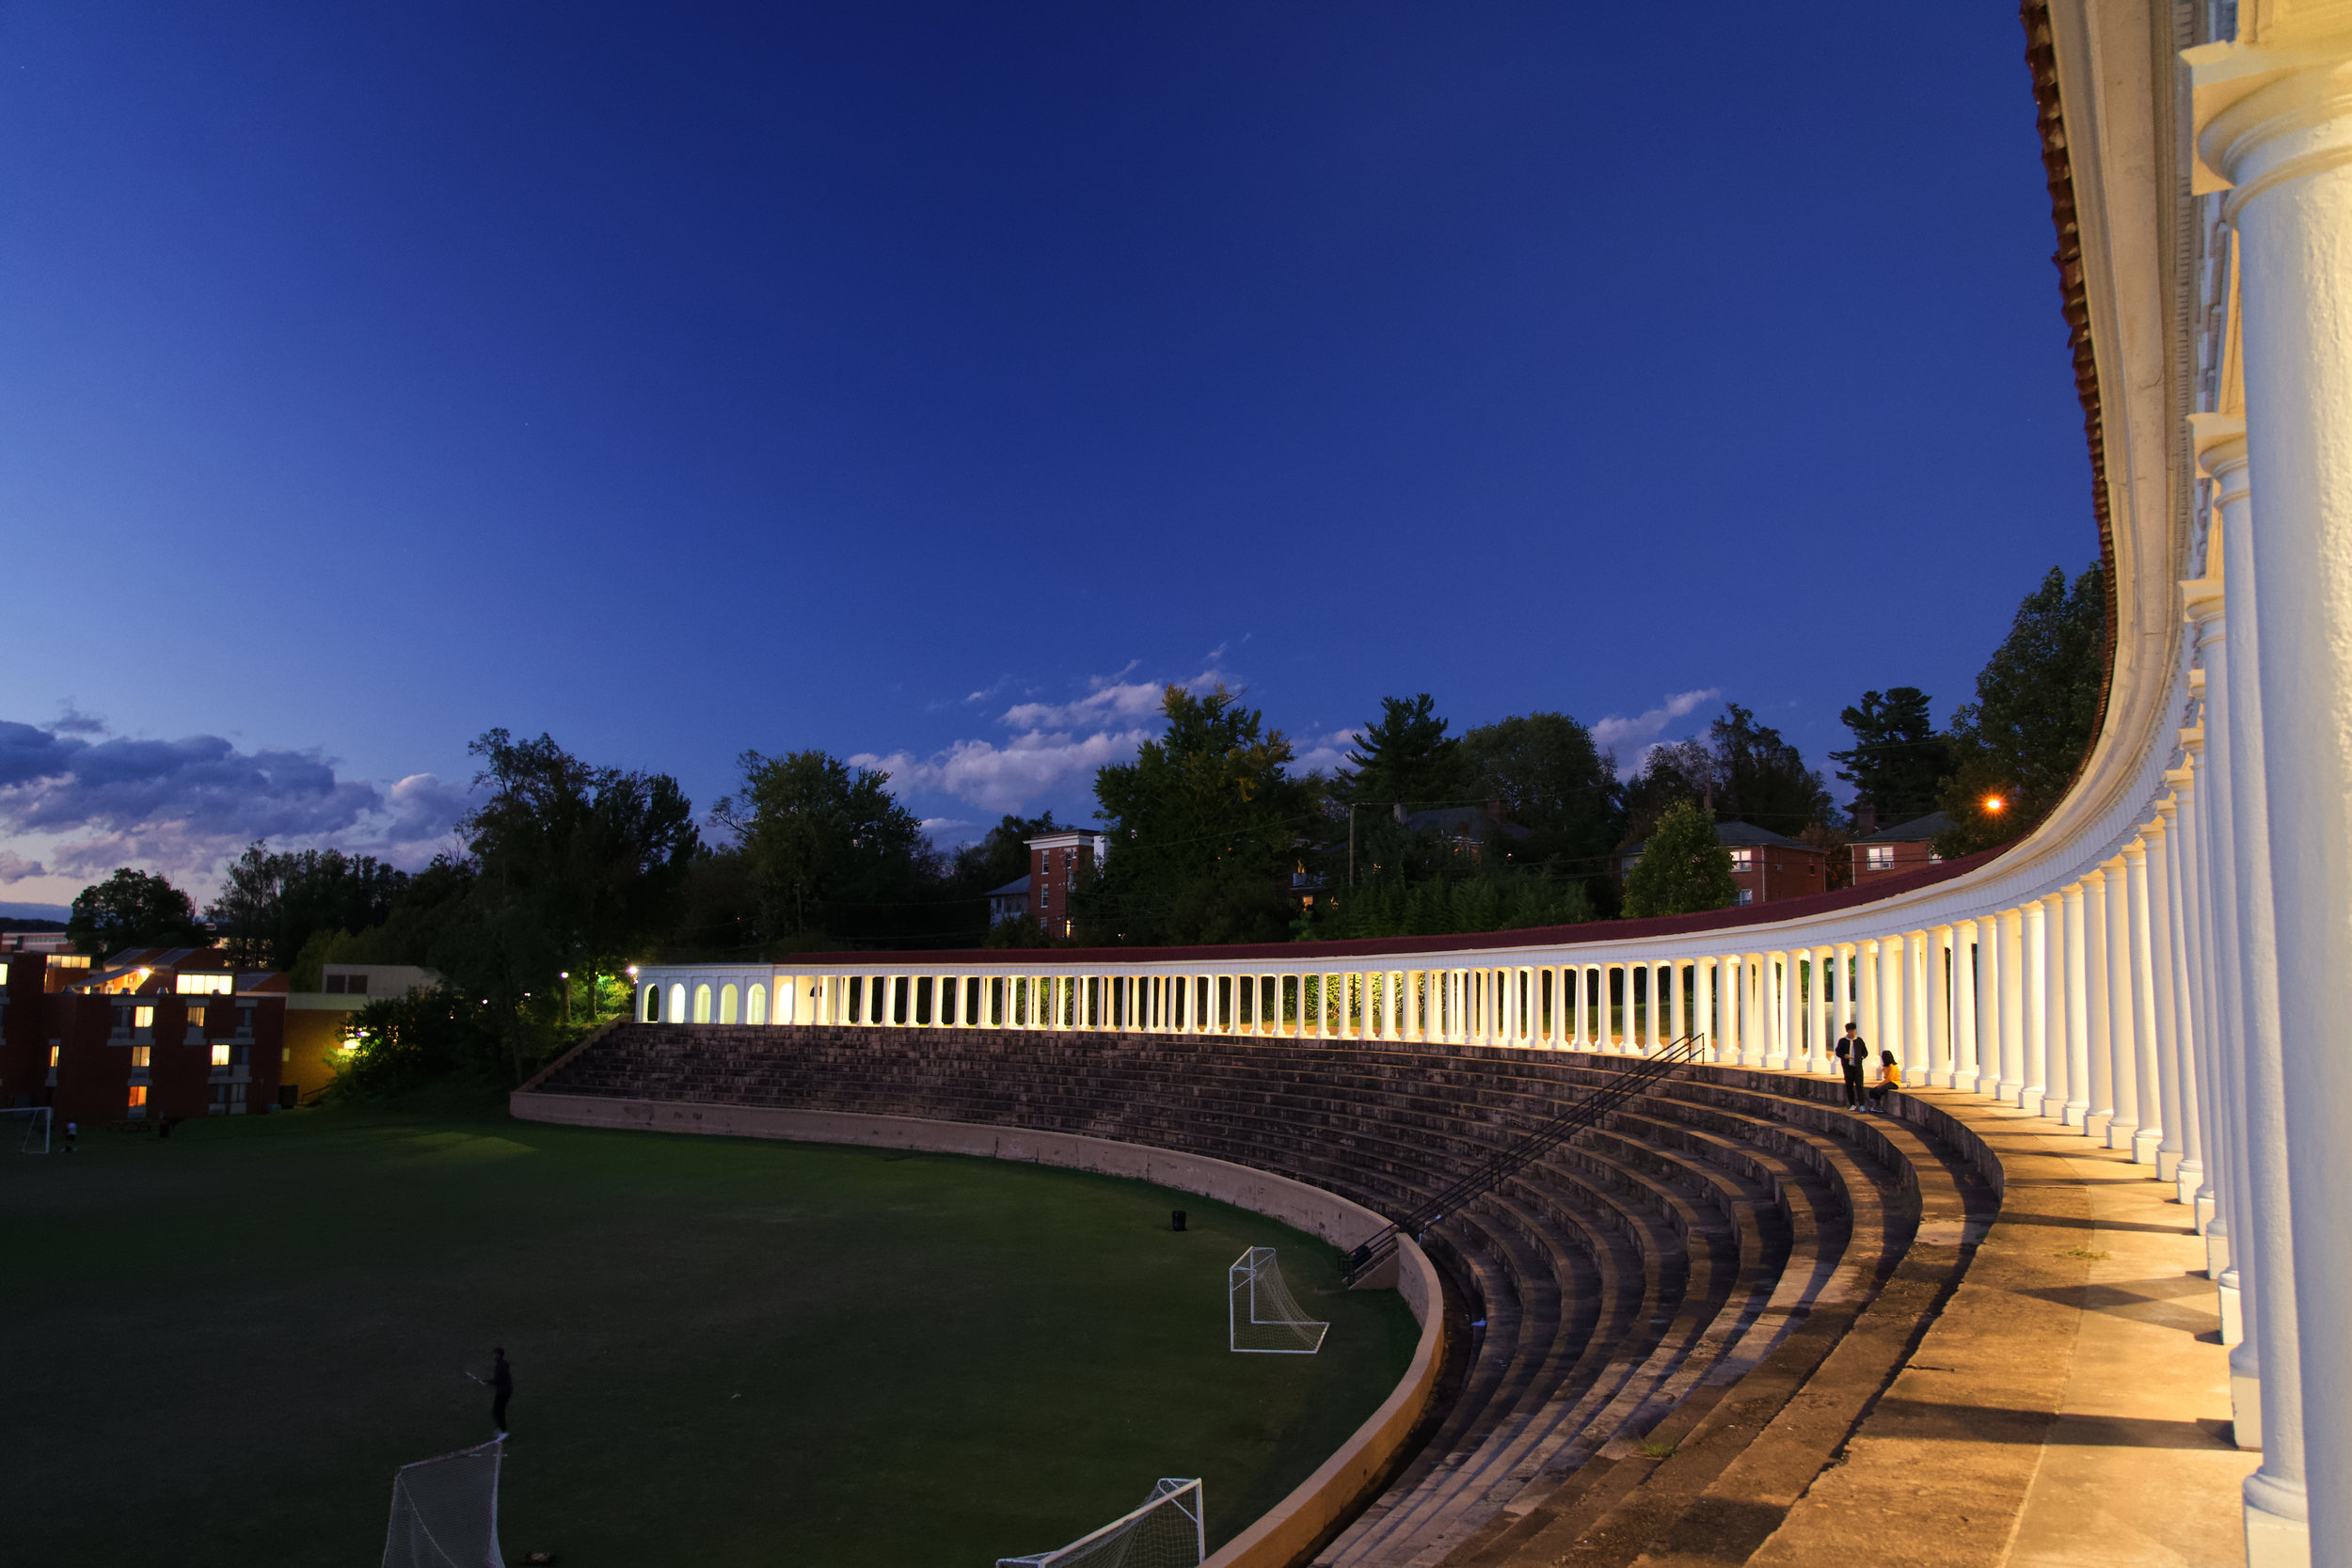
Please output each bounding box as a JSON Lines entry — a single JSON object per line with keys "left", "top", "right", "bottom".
{"left": 2, "top": 1093, "right": 1417, "bottom": 1566}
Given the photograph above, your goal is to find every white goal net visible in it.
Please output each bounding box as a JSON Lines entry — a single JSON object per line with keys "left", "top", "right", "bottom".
{"left": 383, "top": 1436, "right": 506, "bottom": 1568}
{"left": 4, "top": 1107, "right": 51, "bottom": 1154}
{"left": 1229, "top": 1246, "right": 1327, "bottom": 1354}
{"left": 998, "top": 1477, "right": 1205, "bottom": 1568}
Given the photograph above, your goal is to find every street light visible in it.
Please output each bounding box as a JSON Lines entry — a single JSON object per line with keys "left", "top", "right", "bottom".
{"left": 1983, "top": 795, "right": 2008, "bottom": 815}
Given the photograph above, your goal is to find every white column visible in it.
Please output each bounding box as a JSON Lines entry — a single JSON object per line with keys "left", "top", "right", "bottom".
{"left": 2013, "top": 903, "right": 2041, "bottom": 1107}
{"left": 2105, "top": 857, "right": 2143, "bottom": 1154}
{"left": 2143, "top": 816, "right": 2185, "bottom": 1179}
{"left": 2169, "top": 750, "right": 2213, "bottom": 1213}
{"left": 1881, "top": 935, "right": 1908, "bottom": 1074}
{"left": 2060, "top": 883, "right": 2090, "bottom": 1126}
{"left": 2125, "top": 837, "right": 2165, "bottom": 1163}
{"left": 1926, "top": 926, "right": 1955, "bottom": 1087}
{"left": 2194, "top": 43, "right": 2352, "bottom": 1555}
{"left": 2082, "top": 871, "right": 2114, "bottom": 1139}
{"left": 1951, "top": 926, "right": 1979, "bottom": 1092}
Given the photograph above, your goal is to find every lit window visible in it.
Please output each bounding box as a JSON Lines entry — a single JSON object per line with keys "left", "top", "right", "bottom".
{"left": 176, "top": 974, "right": 233, "bottom": 995}
{"left": 131, "top": 1046, "right": 150, "bottom": 1068}
{"left": 1729, "top": 849, "right": 1754, "bottom": 869}
{"left": 211, "top": 1043, "right": 230, "bottom": 1068}
{"left": 48, "top": 1045, "right": 60, "bottom": 1068}
{"left": 134, "top": 1006, "right": 155, "bottom": 1030}
{"left": 186, "top": 1005, "right": 206, "bottom": 1026}
{"left": 1865, "top": 845, "right": 1896, "bottom": 871}
{"left": 747, "top": 984, "right": 768, "bottom": 1025}
{"left": 0, "top": 961, "right": 8, "bottom": 985}
{"left": 719, "top": 983, "right": 739, "bottom": 1024}
{"left": 127, "top": 1086, "right": 148, "bottom": 1109}
{"left": 693, "top": 984, "right": 712, "bottom": 1023}
{"left": 1735, "top": 888, "right": 1756, "bottom": 906}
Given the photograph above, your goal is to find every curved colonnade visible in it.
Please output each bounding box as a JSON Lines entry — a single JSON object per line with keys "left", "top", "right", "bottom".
{"left": 612, "top": 4, "right": 2352, "bottom": 1561}
{"left": 521, "top": 1023, "right": 1996, "bottom": 1567}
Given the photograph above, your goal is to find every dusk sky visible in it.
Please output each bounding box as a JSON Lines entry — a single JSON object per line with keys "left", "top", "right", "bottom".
{"left": 0, "top": 3, "right": 2094, "bottom": 914}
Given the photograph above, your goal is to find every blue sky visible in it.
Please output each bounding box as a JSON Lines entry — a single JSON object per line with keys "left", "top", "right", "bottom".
{"left": 0, "top": 3, "right": 2094, "bottom": 912}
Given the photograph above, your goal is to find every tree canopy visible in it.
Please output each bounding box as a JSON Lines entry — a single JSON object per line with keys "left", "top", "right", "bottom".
{"left": 715, "top": 748, "right": 939, "bottom": 950}
{"left": 1829, "top": 688, "right": 1949, "bottom": 826}
{"left": 67, "top": 867, "right": 207, "bottom": 956}
{"left": 1935, "top": 563, "right": 2106, "bottom": 855}
{"left": 1078, "top": 685, "right": 1313, "bottom": 945}
{"left": 1620, "top": 801, "right": 1737, "bottom": 919}
{"left": 1619, "top": 705, "right": 1835, "bottom": 848}
{"left": 204, "top": 843, "right": 409, "bottom": 970}
{"left": 1342, "top": 694, "right": 1473, "bottom": 809}
{"left": 1459, "top": 711, "right": 1620, "bottom": 869}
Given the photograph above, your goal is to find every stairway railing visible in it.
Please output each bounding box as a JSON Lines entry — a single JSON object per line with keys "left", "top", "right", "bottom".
{"left": 1342, "top": 1033, "right": 1710, "bottom": 1287}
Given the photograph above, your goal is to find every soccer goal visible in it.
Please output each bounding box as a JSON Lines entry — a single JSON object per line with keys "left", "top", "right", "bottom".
{"left": 997, "top": 1477, "right": 1205, "bottom": 1568}
{"left": 383, "top": 1436, "right": 506, "bottom": 1568}
{"left": 1229, "top": 1246, "right": 1328, "bottom": 1354}
{"left": 3, "top": 1106, "right": 51, "bottom": 1155}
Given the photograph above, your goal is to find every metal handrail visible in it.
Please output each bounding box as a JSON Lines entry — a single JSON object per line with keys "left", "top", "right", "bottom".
{"left": 1343, "top": 1033, "right": 1710, "bottom": 1286}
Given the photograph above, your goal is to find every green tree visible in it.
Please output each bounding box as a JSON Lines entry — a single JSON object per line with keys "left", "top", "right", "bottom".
{"left": 1621, "top": 801, "right": 1738, "bottom": 918}
{"left": 1342, "top": 694, "right": 1473, "bottom": 809}
{"left": 1461, "top": 711, "right": 1621, "bottom": 868}
{"left": 1828, "top": 688, "right": 1949, "bottom": 827}
{"left": 1297, "top": 866, "right": 1594, "bottom": 940}
{"left": 1078, "top": 685, "right": 1315, "bottom": 945}
{"left": 1935, "top": 564, "right": 2106, "bottom": 856}
{"left": 1712, "top": 704, "right": 1836, "bottom": 835}
{"left": 67, "top": 867, "right": 208, "bottom": 956}
{"left": 715, "top": 749, "right": 938, "bottom": 949}
{"left": 204, "top": 842, "right": 410, "bottom": 969}
{"left": 447, "top": 730, "right": 699, "bottom": 1067}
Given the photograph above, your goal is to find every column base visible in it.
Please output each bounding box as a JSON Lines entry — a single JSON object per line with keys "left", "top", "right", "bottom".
{"left": 2175, "top": 1160, "right": 2204, "bottom": 1208}
{"left": 2232, "top": 1365, "right": 2261, "bottom": 1449}
{"left": 1978, "top": 1073, "right": 2006, "bottom": 1098}
{"left": 2207, "top": 1226, "right": 2231, "bottom": 1278}
{"left": 1928, "top": 1068, "right": 1957, "bottom": 1087}
{"left": 2103, "top": 1115, "right": 2137, "bottom": 1151}
{"left": 2197, "top": 1191, "right": 2217, "bottom": 1233}
{"left": 2156, "top": 1148, "right": 2180, "bottom": 1182}
{"left": 2220, "top": 1276, "right": 2245, "bottom": 1346}
{"left": 2243, "top": 1475, "right": 2310, "bottom": 1568}
{"left": 2063, "top": 1101, "right": 2090, "bottom": 1127}
{"left": 2133, "top": 1127, "right": 2163, "bottom": 1165}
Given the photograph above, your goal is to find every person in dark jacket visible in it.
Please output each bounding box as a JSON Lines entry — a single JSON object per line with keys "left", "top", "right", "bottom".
{"left": 1834, "top": 1023, "right": 1868, "bottom": 1109}
{"left": 489, "top": 1348, "right": 513, "bottom": 1433}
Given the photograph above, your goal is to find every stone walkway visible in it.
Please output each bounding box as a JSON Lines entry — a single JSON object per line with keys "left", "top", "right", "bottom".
{"left": 1748, "top": 1092, "right": 2255, "bottom": 1568}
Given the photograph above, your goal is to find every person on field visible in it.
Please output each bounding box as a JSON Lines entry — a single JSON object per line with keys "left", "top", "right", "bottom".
{"left": 62, "top": 1119, "right": 77, "bottom": 1154}
{"left": 1835, "top": 1024, "right": 1867, "bottom": 1109}
{"left": 1865, "top": 1051, "right": 1902, "bottom": 1113}
{"left": 489, "top": 1348, "right": 513, "bottom": 1433}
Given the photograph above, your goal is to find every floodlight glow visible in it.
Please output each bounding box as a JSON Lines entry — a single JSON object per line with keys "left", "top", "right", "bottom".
{"left": 1984, "top": 796, "right": 2008, "bottom": 814}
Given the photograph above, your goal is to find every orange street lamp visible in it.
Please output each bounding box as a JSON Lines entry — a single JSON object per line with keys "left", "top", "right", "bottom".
{"left": 1983, "top": 795, "right": 2008, "bottom": 815}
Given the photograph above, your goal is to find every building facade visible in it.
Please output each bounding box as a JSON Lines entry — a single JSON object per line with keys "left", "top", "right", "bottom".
{"left": 0, "top": 948, "right": 287, "bottom": 1124}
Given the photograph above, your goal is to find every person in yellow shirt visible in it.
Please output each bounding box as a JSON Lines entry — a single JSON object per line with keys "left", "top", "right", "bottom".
{"left": 1864, "top": 1051, "right": 1902, "bottom": 1113}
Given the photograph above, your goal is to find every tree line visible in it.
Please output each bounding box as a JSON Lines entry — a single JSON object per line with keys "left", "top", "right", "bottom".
{"left": 56, "top": 560, "right": 2103, "bottom": 1086}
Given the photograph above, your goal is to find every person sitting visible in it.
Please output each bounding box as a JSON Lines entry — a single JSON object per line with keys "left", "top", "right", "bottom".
{"left": 1865, "top": 1051, "right": 1902, "bottom": 1112}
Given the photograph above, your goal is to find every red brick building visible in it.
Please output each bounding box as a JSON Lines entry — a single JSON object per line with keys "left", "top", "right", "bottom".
{"left": 1025, "top": 830, "right": 1107, "bottom": 937}
{"left": 1851, "top": 812, "right": 1951, "bottom": 884}
{"left": 0, "top": 947, "right": 288, "bottom": 1126}
{"left": 1620, "top": 820, "right": 1829, "bottom": 906}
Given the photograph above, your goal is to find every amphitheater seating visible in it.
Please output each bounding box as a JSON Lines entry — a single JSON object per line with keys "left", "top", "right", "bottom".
{"left": 528, "top": 1023, "right": 1997, "bottom": 1568}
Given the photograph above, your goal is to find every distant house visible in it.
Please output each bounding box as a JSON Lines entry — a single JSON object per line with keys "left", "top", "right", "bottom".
{"left": 1851, "top": 811, "right": 1951, "bottom": 883}
{"left": 1619, "top": 820, "right": 1828, "bottom": 906}
{"left": 1404, "top": 803, "right": 1534, "bottom": 862}
{"left": 1025, "top": 831, "right": 1107, "bottom": 938}
{"left": 985, "top": 875, "right": 1031, "bottom": 927}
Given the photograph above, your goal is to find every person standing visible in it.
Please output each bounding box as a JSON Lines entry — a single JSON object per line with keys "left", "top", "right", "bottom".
{"left": 1834, "top": 1023, "right": 1867, "bottom": 1109}
{"left": 62, "top": 1119, "right": 77, "bottom": 1154}
{"left": 489, "top": 1348, "right": 513, "bottom": 1434}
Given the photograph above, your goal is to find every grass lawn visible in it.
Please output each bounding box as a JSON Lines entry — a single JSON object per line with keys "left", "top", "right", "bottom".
{"left": 2, "top": 1092, "right": 1418, "bottom": 1566}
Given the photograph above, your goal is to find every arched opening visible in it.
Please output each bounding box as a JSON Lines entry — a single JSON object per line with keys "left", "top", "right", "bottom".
{"left": 643, "top": 984, "right": 660, "bottom": 1022}
{"left": 668, "top": 983, "right": 686, "bottom": 1023}
{"left": 693, "top": 984, "right": 712, "bottom": 1023}
{"left": 747, "top": 983, "right": 768, "bottom": 1025}
{"left": 719, "top": 983, "right": 739, "bottom": 1024}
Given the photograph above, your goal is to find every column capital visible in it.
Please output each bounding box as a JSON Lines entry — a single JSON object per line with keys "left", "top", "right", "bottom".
{"left": 2183, "top": 573, "right": 2229, "bottom": 626}
{"left": 2189, "top": 410, "right": 2251, "bottom": 475}
{"left": 2186, "top": 31, "right": 2352, "bottom": 204}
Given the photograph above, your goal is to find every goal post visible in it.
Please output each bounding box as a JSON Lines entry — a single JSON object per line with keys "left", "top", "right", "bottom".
{"left": 3, "top": 1106, "right": 51, "bottom": 1154}
{"left": 997, "top": 1477, "right": 1205, "bottom": 1568}
{"left": 1229, "top": 1246, "right": 1328, "bottom": 1354}
{"left": 383, "top": 1436, "right": 506, "bottom": 1568}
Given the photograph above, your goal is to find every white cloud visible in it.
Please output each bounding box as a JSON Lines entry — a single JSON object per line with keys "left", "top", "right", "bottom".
{"left": 1291, "top": 727, "right": 1362, "bottom": 779}
{"left": 855, "top": 665, "right": 1232, "bottom": 816}
{"left": 0, "top": 715, "right": 473, "bottom": 889}
{"left": 1592, "top": 689, "right": 1720, "bottom": 752}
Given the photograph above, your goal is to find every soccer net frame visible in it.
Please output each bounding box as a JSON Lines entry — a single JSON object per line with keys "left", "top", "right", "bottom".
{"left": 4, "top": 1106, "right": 51, "bottom": 1154}
{"left": 383, "top": 1435, "right": 506, "bottom": 1568}
{"left": 997, "top": 1477, "right": 1205, "bottom": 1568}
{"left": 1229, "top": 1245, "right": 1328, "bottom": 1354}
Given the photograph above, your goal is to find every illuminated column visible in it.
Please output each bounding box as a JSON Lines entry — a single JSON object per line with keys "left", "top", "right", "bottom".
{"left": 2012, "top": 903, "right": 2040, "bottom": 1107}
{"left": 2081, "top": 871, "right": 2115, "bottom": 1139}
{"left": 1691, "top": 959, "right": 1710, "bottom": 1059}
{"left": 2061, "top": 882, "right": 2091, "bottom": 1127}
{"left": 2138, "top": 823, "right": 2178, "bottom": 1173}
{"left": 1971, "top": 916, "right": 2001, "bottom": 1097}
{"left": 2165, "top": 767, "right": 2208, "bottom": 1209}
{"left": 1877, "top": 936, "right": 1904, "bottom": 1071}
{"left": 1829, "top": 944, "right": 1851, "bottom": 1046}
{"left": 1667, "top": 959, "right": 1684, "bottom": 1051}
{"left": 1926, "top": 926, "right": 1955, "bottom": 1087}
{"left": 2105, "top": 858, "right": 2143, "bottom": 1154}
{"left": 2177, "top": 698, "right": 2223, "bottom": 1227}
{"left": 1772, "top": 953, "right": 1796, "bottom": 1069}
